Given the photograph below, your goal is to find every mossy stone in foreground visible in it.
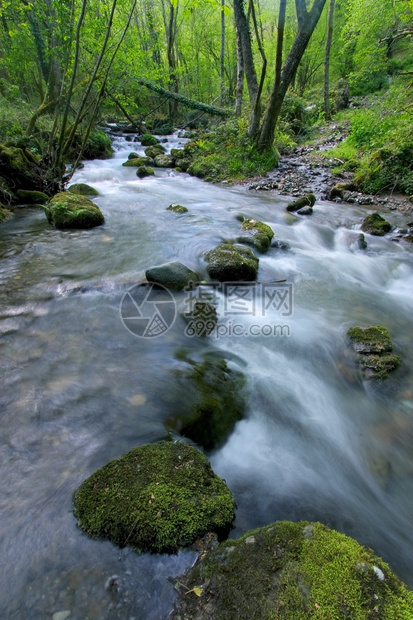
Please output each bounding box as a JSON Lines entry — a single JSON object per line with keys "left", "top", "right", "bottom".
{"left": 237, "top": 219, "right": 274, "bottom": 253}
{"left": 205, "top": 244, "right": 259, "bottom": 281}
{"left": 73, "top": 440, "right": 236, "bottom": 554}
{"left": 67, "top": 183, "right": 99, "bottom": 196}
{"left": 361, "top": 213, "right": 391, "bottom": 236}
{"left": 171, "top": 521, "right": 413, "bottom": 619}
{"left": 45, "top": 192, "right": 104, "bottom": 229}
{"left": 136, "top": 166, "right": 155, "bottom": 179}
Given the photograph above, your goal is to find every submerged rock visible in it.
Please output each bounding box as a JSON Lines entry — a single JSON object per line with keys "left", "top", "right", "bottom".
{"left": 171, "top": 521, "right": 413, "bottom": 619}
{"left": 168, "top": 355, "right": 246, "bottom": 450}
{"left": 183, "top": 300, "right": 218, "bottom": 337}
{"left": 44, "top": 192, "right": 104, "bottom": 229}
{"left": 297, "top": 205, "right": 313, "bottom": 215}
{"left": 237, "top": 219, "right": 274, "bottom": 253}
{"left": 67, "top": 183, "right": 99, "bottom": 196}
{"left": 286, "top": 193, "right": 316, "bottom": 213}
{"left": 361, "top": 213, "right": 391, "bottom": 236}
{"left": 167, "top": 204, "right": 188, "bottom": 214}
{"left": 347, "top": 325, "right": 401, "bottom": 379}
{"left": 205, "top": 244, "right": 259, "bottom": 281}
{"left": 358, "top": 233, "right": 368, "bottom": 250}
{"left": 146, "top": 261, "right": 199, "bottom": 291}
{"left": 16, "top": 189, "right": 49, "bottom": 204}
{"left": 136, "top": 166, "right": 154, "bottom": 179}
{"left": 73, "top": 440, "right": 236, "bottom": 554}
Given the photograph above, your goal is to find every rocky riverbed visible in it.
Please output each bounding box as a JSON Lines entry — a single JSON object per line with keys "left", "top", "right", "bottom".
{"left": 247, "top": 123, "right": 413, "bottom": 217}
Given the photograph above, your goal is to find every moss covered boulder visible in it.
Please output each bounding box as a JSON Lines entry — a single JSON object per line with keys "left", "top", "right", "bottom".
{"left": 146, "top": 261, "right": 199, "bottom": 291}
{"left": 175, "top": 158, "right": 191, "bottom": 172}
{"left": 347, "top": 325, "right": 401, "bottom": 380}
{"left": 361, "top": 213, "right": 391, "bottom": 236}
{"left": 167, "top": 204, "right": 188, "bottom": 214}
{"left": 168, "top": 356, "right": 246, "bottom": 450}
{"left": 237, "top": 219, "right": 274, "bottom": 253}
{"left": 154, "top": 154, "right": 173, "bottom": 168}
{"left": 141, "top": 133, "right": 159, "bottom": 147}
{"left": 16, "top": 189, "right": 49, "bottom": 204}
{"left": 328, "top": 182, "right": 357, "bottom": 200}
{"left": 73, "top": 440, "right": 236, "bottom": 554}
{"left": 136, "top": 166, "right": 155, "bottom": 179}
{"left": 45, "top": 193, "right": 104, "bottom": 229}
{"left": 171, "top": 521, "right": 413, "bottom": 619}
{"left": 286, "top": 193, "right": 316, "bottom": 213}
{"left": 122, "top": 158, "right": 144, "bottom": 167}
{"left": 67, "top": 183, "right": 99, "bottom": 196}
{"left": 205, "top": 244, "right": 259, "bottom": 281}
{"left": 144, "top": 145, "right": 166, "bottom": 159}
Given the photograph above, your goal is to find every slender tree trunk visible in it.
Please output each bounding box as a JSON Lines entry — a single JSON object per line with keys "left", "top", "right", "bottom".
{"left": 220, "top": 0, "right": 225, "bottom": 105}
{"left": 233, "top": 0, "right": 259, "bottom": 136}
{"left": 324, "top": 0, "right": 335, "bottom": 121}
{"left": 258, "top": 0, "right": 327, "bottom": 152}
{"left": 235, "top": 28, "right": 244, "bottom": 117}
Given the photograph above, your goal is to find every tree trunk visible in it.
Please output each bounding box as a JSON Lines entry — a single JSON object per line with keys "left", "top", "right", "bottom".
{"left": 258, "top": 0, "right": 327, "bottom": 152}
{"left": 220, "top": 0, "right": 225, "bottom": 105}
{"left": 233, "top": 0, "right": 260, "bottom": 136}
{"left": 235, "top": 28, "right": 244, "bottom": 117}
{"left": 324, "top": 0, "right": 335, "bottom": 121}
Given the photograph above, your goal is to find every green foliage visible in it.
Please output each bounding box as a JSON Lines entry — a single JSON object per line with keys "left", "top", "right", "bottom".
{"left": 73, "top": 440, "right": 236, "bottom": 553}
{"left": 185, "top": 119, "right": 278, "bottom": 182}
{"left": 328, "top": 81, "right": 413, "bottom": 194}
{"left": 82, "top": 130, "right": 113, "bottom": 160}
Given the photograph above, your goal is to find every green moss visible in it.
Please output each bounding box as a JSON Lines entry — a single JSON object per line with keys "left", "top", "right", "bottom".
{"left": 168, "top": 357, "right": 246, "bottom": 450}
{"left": 144, "top": 145, "right": 166, "bottom": 159}
{"left": 360, "top": 354, "right": 402, "bottom": 380}
{"left": 171, "top": 521, "right": 413, "bottom": 619}
{"left": 67, "top": 183, "right": 99, "bottom": 196}
{"left": 45, "top": 192, "right": 104, "bottom": 229}
{"left": 83, "top": 130, "right": 113, "bottom": 160}
{"left": 347, "top": 325, "right": 393, "bottom": 354}
{"left": 141, "top": 133, "right": 158, "bottom": 147}
{"left": 347, "top": 325, "right": 400, "bottom": 380}
{"left": 238, "top": 219, "right": 274, "bottom": 254}
{"left": 286, "top": 194, "right": 316, "bottom": 213}
{"left": 73, "top": 440, "right": 236, "bottom": 554}
{"left": 205, "top": 244, "right": 259, "bottom": 281}
{"left": 0, "top": 203, "right": 12, "bottom": 222}
{"left": 16, "top": 189, "right": 49, "bottom": 204}
{"left": 136, "top": 166, "right": 155, "bottom": 178}
{"left": 361, "top": 213, "right": 392, "bottom": 236}
{"left": 167, "top": 204, "right": 188, "bottom": 213}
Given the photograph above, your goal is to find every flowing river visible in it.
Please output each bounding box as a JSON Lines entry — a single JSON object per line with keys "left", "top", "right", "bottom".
{"left": 1, "top": 134, "right": 413, "bottom": 619}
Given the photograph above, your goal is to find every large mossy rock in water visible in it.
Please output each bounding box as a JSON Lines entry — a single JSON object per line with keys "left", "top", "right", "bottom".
{"left": 205, "top": 244, "right": 259, "bottom": 281}
{"left": 141, "top": 133, "right": 159, "bottom": 147}
{"left": 73, "top": 440, "right": 236, "bottom": 554}
{"left": 146, "top": 261, "right": 199, "bottom": 291}
{"left": 237, "top": 219, "right": 274, "bottom": 253}
{"left": 136, "top": 166, "right": 155, "bottom": 179}
{"left": 171, "top": 521, "right": 413, "bottom": 619}
{"left": 361, "top": 213, "right": 391, "bottom": 236}
{"left": 347, "top": 325, "right": 401, "bottom": 380}
{"left": 168, "top": 355, "right": 247, "bottom": 450}
{"left": 67, "top": 183, "right": 99, "bottom": 196}
{"left": 45, "top": 193, "right": 104, "bottom": 229}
